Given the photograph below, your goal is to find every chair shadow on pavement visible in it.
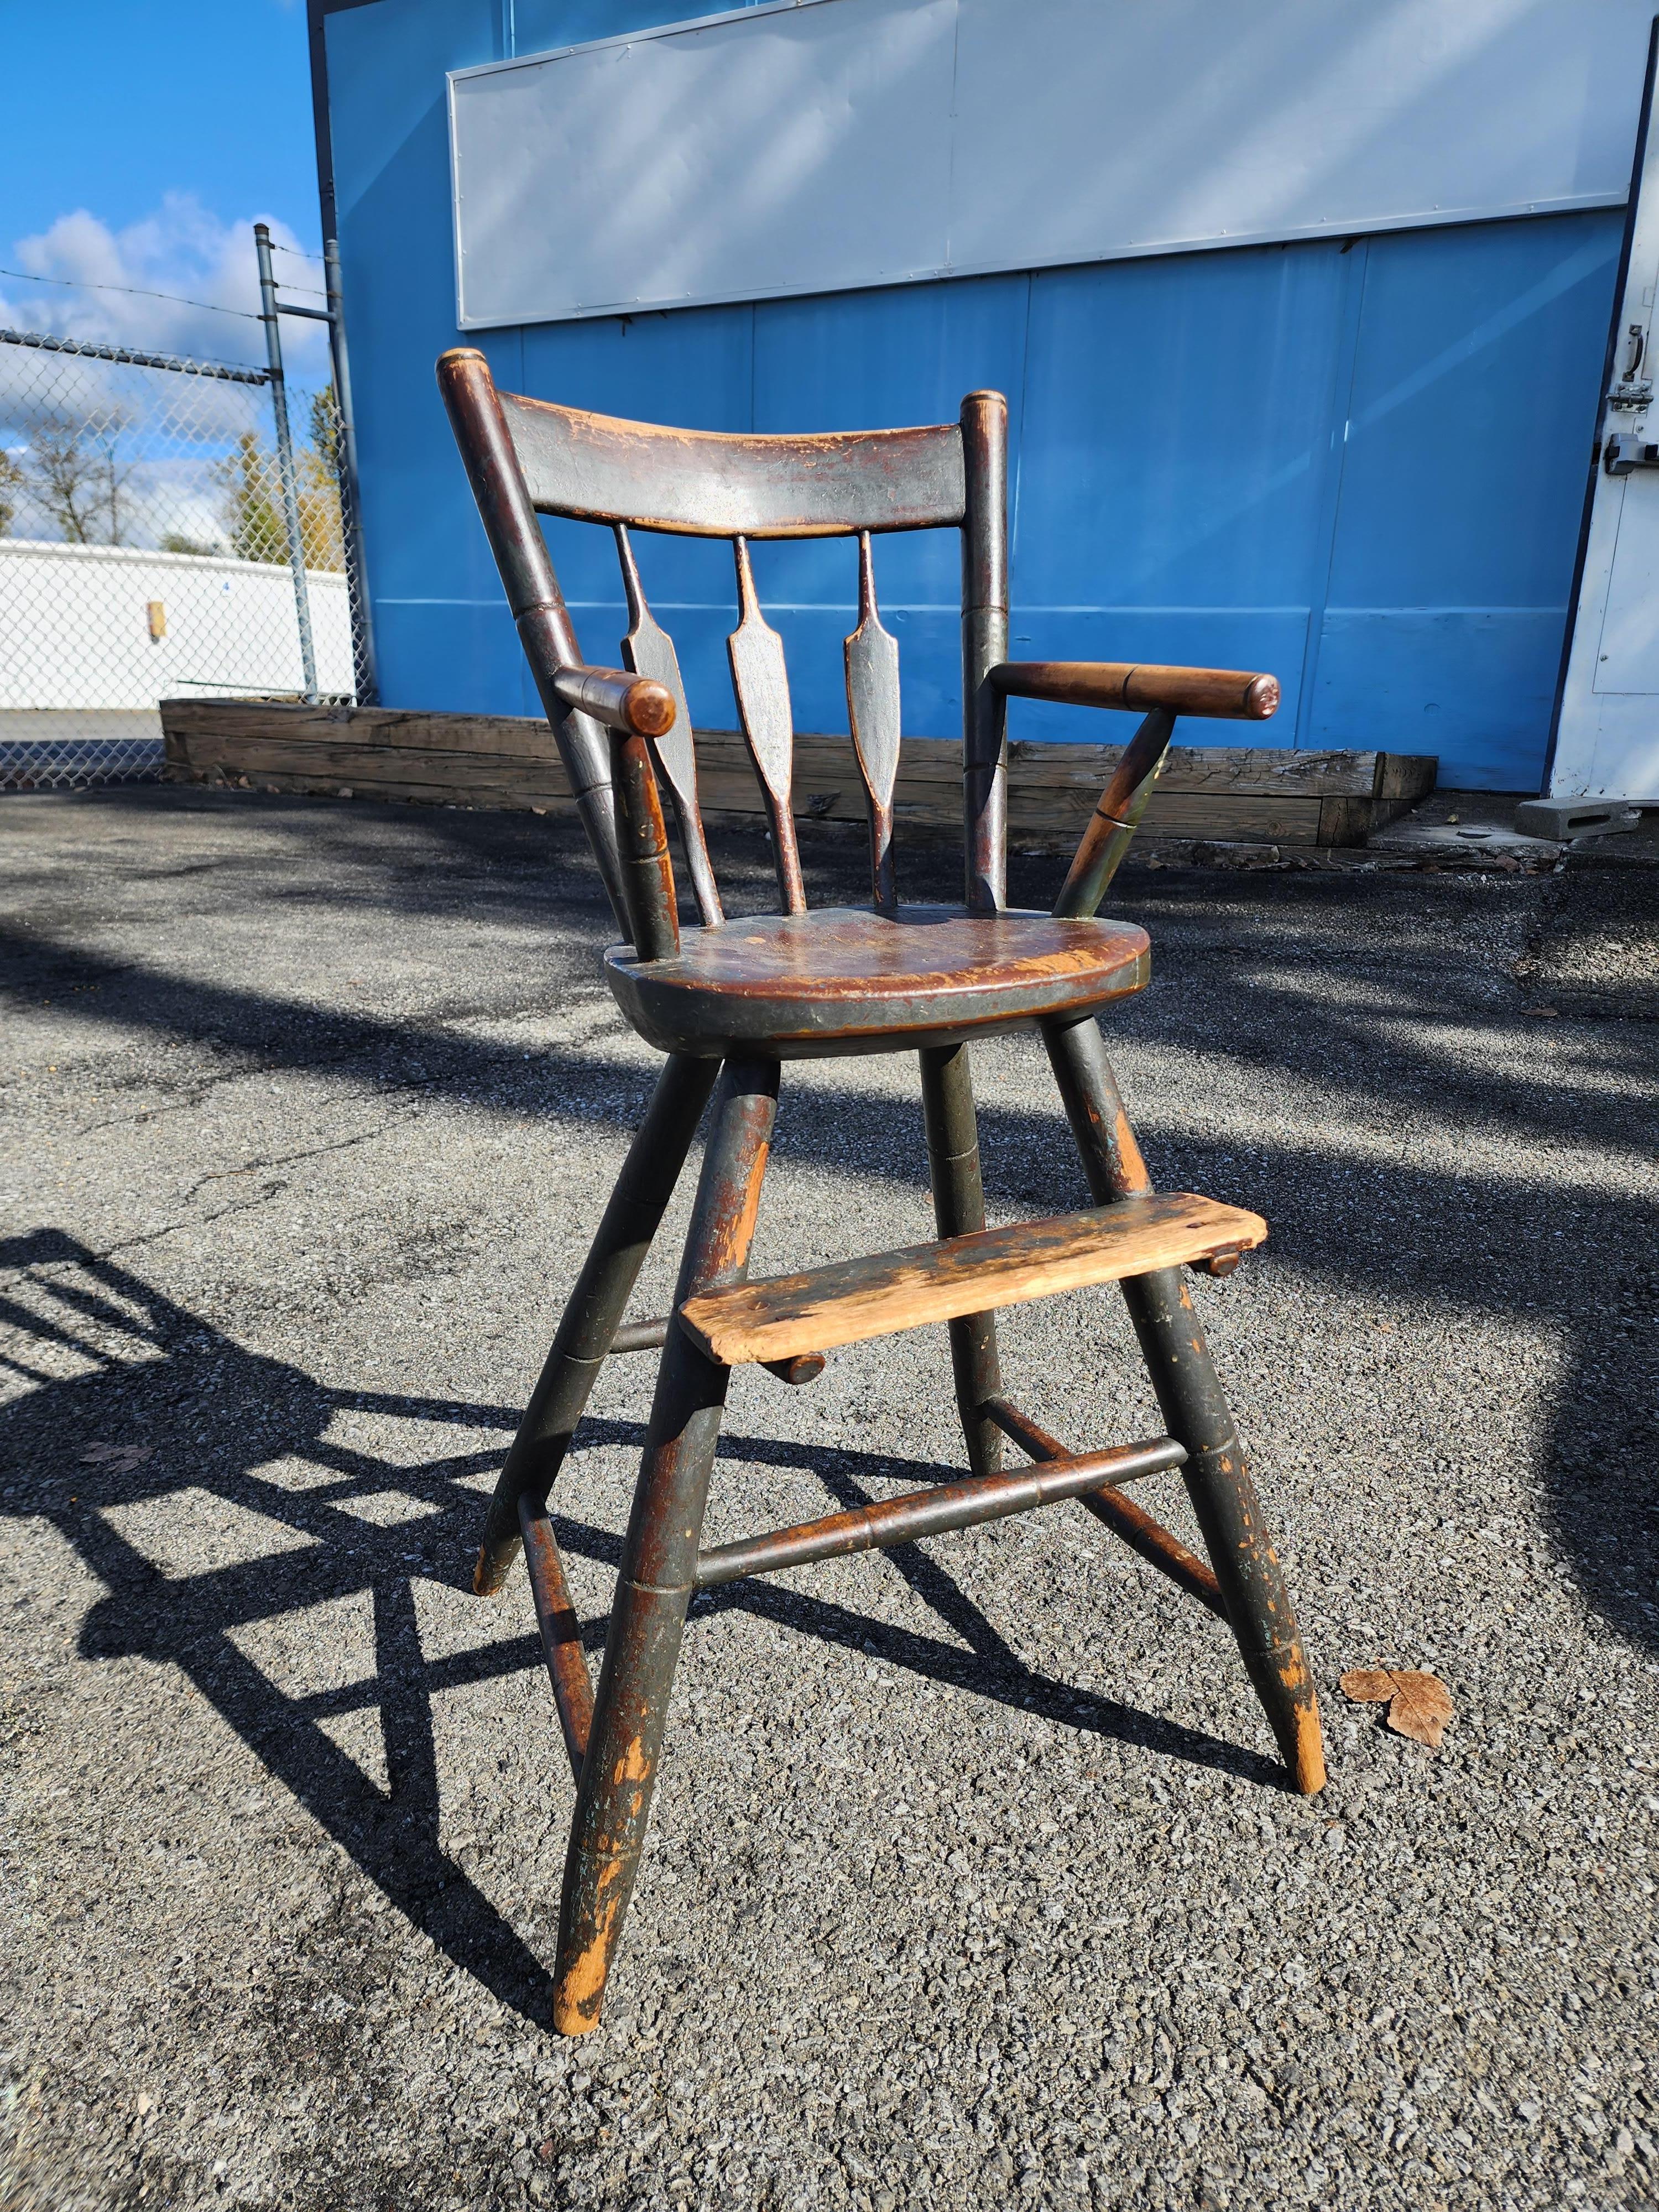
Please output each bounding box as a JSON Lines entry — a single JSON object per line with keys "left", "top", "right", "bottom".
{"left": 6, "top": 821, "right": 1657, "bottom": 1671}
{"left": 0, "top": 1228, "right": 1279, "bottom": 2032}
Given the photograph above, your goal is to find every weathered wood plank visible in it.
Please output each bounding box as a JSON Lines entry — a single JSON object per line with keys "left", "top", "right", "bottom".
{"left": 679, "top": 1191, "right": 1266, "bottom": 1365}
{"left": 160, "top": 701, "right": 1432, "bottom": 848}
{"left": 170, "top": 733, "right": 570, "bottom": 794}
{"left": 163, "top": 702, "right": 1426, "bottom": 796}
{"left": 161, "top": 697, "right": 560, "bottom": 764}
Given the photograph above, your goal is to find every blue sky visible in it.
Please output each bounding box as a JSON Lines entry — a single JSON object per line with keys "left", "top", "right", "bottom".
{"left": 1, "top": 0, "right": 326, "bottom": 369}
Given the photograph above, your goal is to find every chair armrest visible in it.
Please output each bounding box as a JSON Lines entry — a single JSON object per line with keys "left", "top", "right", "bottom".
{"left": 991, "top": 660, "right": 1278, "bottom": 721}
{"left": 548, "top": 663, "right": 675, "bottom": 738}
{"left": 990, "top": 660, "right": 1279, "bottom": 721}
{"left": 997, "top": 659, "right": 1280, "bottom": 916}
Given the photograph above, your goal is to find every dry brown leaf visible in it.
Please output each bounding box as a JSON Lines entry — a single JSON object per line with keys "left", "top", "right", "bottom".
{"left": 1340, "top": 1665, "right": 1454, "bottom": 1751}
{"left": 1338, "top": 1669, "right": 1397, "bottom": 1704}
{"left": 1383, "top": 1671, "right": 1454, "bottom": 1748}
{"left": 79, "top": 1442, "right": 154, "bottom": 1472}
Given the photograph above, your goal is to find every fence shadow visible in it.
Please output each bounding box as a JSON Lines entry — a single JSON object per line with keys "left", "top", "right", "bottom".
{"left": 1, "top": 1228, "right": 1283, "bottom": 2031}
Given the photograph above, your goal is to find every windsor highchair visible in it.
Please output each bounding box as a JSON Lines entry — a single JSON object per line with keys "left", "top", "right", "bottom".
{"left": 439, "top": 349, "right": 1326, "bottom": 2036}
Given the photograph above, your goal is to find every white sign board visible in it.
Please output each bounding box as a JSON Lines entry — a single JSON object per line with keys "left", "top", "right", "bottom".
{"left": 450, "top": 0, "right": 1654, "bottom": 330}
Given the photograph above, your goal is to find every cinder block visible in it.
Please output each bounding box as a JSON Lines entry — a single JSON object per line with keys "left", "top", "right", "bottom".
{"left": 1513, "top": 797, "right": 1642, "bottom": 840}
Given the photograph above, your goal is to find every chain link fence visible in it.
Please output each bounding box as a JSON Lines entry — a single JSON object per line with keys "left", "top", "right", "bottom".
{"left": 0, "top": 327, "right": 368, "bottom": 791}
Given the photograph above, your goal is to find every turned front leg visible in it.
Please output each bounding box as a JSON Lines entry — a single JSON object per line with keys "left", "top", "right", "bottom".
{"left": 553, "top": 1056, "right": 780, "bottom": 2033}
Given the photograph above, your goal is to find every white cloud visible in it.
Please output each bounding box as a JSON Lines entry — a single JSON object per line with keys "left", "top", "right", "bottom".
{"left": 1, "top": 194, "right": 329, "bottom": 376}
{"left": 0, "top": 197, "right": 337, "bottom": 554}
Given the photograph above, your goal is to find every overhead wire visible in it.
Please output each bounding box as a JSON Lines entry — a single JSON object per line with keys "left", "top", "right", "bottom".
{"left": 0, "top": 264, "right": 259, "bottom": 320}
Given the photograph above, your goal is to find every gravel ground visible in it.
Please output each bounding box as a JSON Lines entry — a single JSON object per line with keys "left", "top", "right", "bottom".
{"left": 1, "top": 786, "right": 1656, "bottom": 2212}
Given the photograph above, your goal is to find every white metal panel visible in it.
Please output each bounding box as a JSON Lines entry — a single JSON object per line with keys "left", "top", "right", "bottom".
{"left": 950, "top": 0, "right": 1645, "bottom": 268}
{"left": 450, "top": 0, "right": 956, "bottom": 326}
{"left": 1550, "top": 33, "right": 1659, "bottom": 803}
{"left": 450, "top": 0, "right": 1653, "bottom": 331}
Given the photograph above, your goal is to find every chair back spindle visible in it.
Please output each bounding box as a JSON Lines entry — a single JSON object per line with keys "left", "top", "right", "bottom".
{"left": 727, "top": 536, "right": 806, "bottom": 915}
{"left": 438, "top": 351, "right": 990, "bottom": 946}
{"left": 615, "top": 523, "right": 723, "bottom": 927}
{"left": 843, "top": 531, "right": 902, "bottom": 915}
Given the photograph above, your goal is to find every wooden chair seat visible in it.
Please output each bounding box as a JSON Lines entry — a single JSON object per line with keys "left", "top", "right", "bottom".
{"left": 605, "top": 904, "right": 1150, "bottom": 1058}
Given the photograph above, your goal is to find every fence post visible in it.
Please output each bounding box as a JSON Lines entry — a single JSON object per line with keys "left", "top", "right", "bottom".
{"left": 254, "top": 223, "right": 320, "bottom": 706}
{"left": 324, "top": 238, "right": 378, "bottom": 705}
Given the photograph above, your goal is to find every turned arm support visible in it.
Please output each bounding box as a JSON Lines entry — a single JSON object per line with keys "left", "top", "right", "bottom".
{"left": 986, "top": 660, "right": 1280, "bottom": 917}
{"left": 547, "top": 664, "right": 675, "bottom": 739}
{"left": 539, "top": 665, "right": 683, "bottom": 961}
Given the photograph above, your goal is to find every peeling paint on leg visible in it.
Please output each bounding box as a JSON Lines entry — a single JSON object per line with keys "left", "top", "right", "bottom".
{"left": 1288, "top": 1689, "right": 1327, "bottom": 1795}
{"left": 552, "top": 1938, "right": 611, "bottom": 2036}
{"left": 614, "top": 1737, "right": 652, "bottom": 1787}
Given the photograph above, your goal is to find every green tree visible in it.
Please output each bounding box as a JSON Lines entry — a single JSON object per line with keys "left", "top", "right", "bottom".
{"left": 0, "top": 448, "right": 22, "bottom": 536}
{"left": 308, "top": 383, "right": 340, "bottom": 478}
{"left": 300, "top": 384, "right": 345, "bottom": 571}
{"left": 216, "top": 429, "right": 287, "bottom": 564}
{"left": 217, "top": 393, "right": 344, "bottom": 571}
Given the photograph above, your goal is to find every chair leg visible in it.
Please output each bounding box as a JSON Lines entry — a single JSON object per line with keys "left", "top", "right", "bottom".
{"left": 1042, "top": 1015, "right": 1327, "bottom": 1795}
{"left": 919, "top": 1042, "right": 1003, "bottom": 1477}
{"left": 473, "top": 1053, "right": 719, "bottom": 1595}
{"left": 552, "top": 1055, "right": 780, "bottom": 2034}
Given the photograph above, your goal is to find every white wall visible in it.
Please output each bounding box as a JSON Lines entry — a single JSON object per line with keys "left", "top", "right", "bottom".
{"left": 0, "top": 538, "right": 352, "bottom": 710}
{"left": 451, "top": 0, "right": 1653, "bottom": 327}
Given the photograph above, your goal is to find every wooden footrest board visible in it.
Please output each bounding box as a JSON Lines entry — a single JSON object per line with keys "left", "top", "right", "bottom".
{"left": 679, "top": 1191, "right": 1266, "bottom": 1366}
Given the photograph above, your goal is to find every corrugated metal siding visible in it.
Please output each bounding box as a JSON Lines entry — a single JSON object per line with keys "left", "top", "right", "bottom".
{"left": 327, "top": 0, "right": 1620, "bottom": 789}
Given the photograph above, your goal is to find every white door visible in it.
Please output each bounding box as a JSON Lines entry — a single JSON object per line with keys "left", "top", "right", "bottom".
{"left": 1552, "top": 29, "right": 1659, "bottom": 803}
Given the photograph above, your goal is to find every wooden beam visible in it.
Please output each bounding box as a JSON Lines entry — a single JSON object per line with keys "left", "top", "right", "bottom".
{"left": 679, "top": 1192, "right": 1266, "bottom": 1366}
{"left": 160, "top": 700, "right": 1436, "bottom": 849}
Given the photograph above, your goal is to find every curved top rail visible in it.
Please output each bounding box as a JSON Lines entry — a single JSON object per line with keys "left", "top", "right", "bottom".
{"left": 487, "top": 376, "right": 967, "bottom": 539}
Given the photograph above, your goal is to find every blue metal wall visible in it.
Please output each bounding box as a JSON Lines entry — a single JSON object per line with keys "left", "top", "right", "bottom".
{"left": 325, "top": 0, "right": 1621, "bottom": 789}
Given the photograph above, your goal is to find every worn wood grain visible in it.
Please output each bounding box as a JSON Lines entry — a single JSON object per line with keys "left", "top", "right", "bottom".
{"left": 161, "top": 703, "right": 1432, "bottom": 847}
{"left": 1052, "top": 707, "right": 1176, "bottom": 917}
{"left": 606, "top": 904, "right": 1150, "bottom": 1058}
{"left": 983, "top": 1396, "right": 1227, "bottom": 1618}
{"left": 961, "top": 390, "right": 1010, "bottom": 914}
{"left": 518, "top": 1495, "right": 596, "bottom": 1779}
{"left": 162, "top": 697, "right": 561, "bottom": 763}
{"left": 679, "top": 1191, "right": 1266, "bottom": 1364}
{"left": 609, "top": 726, "right": 680, "bottom": 961}
{"left": 496, "top": 383, "right": 967, "bottom": 539}
{"left": 992, "top": 660, "right": 1279, "bottom": 721}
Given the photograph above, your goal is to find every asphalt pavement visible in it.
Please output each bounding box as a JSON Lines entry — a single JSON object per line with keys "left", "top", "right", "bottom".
{"left": 1, "top": 786, "right": 1655, "bottom": 2212}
